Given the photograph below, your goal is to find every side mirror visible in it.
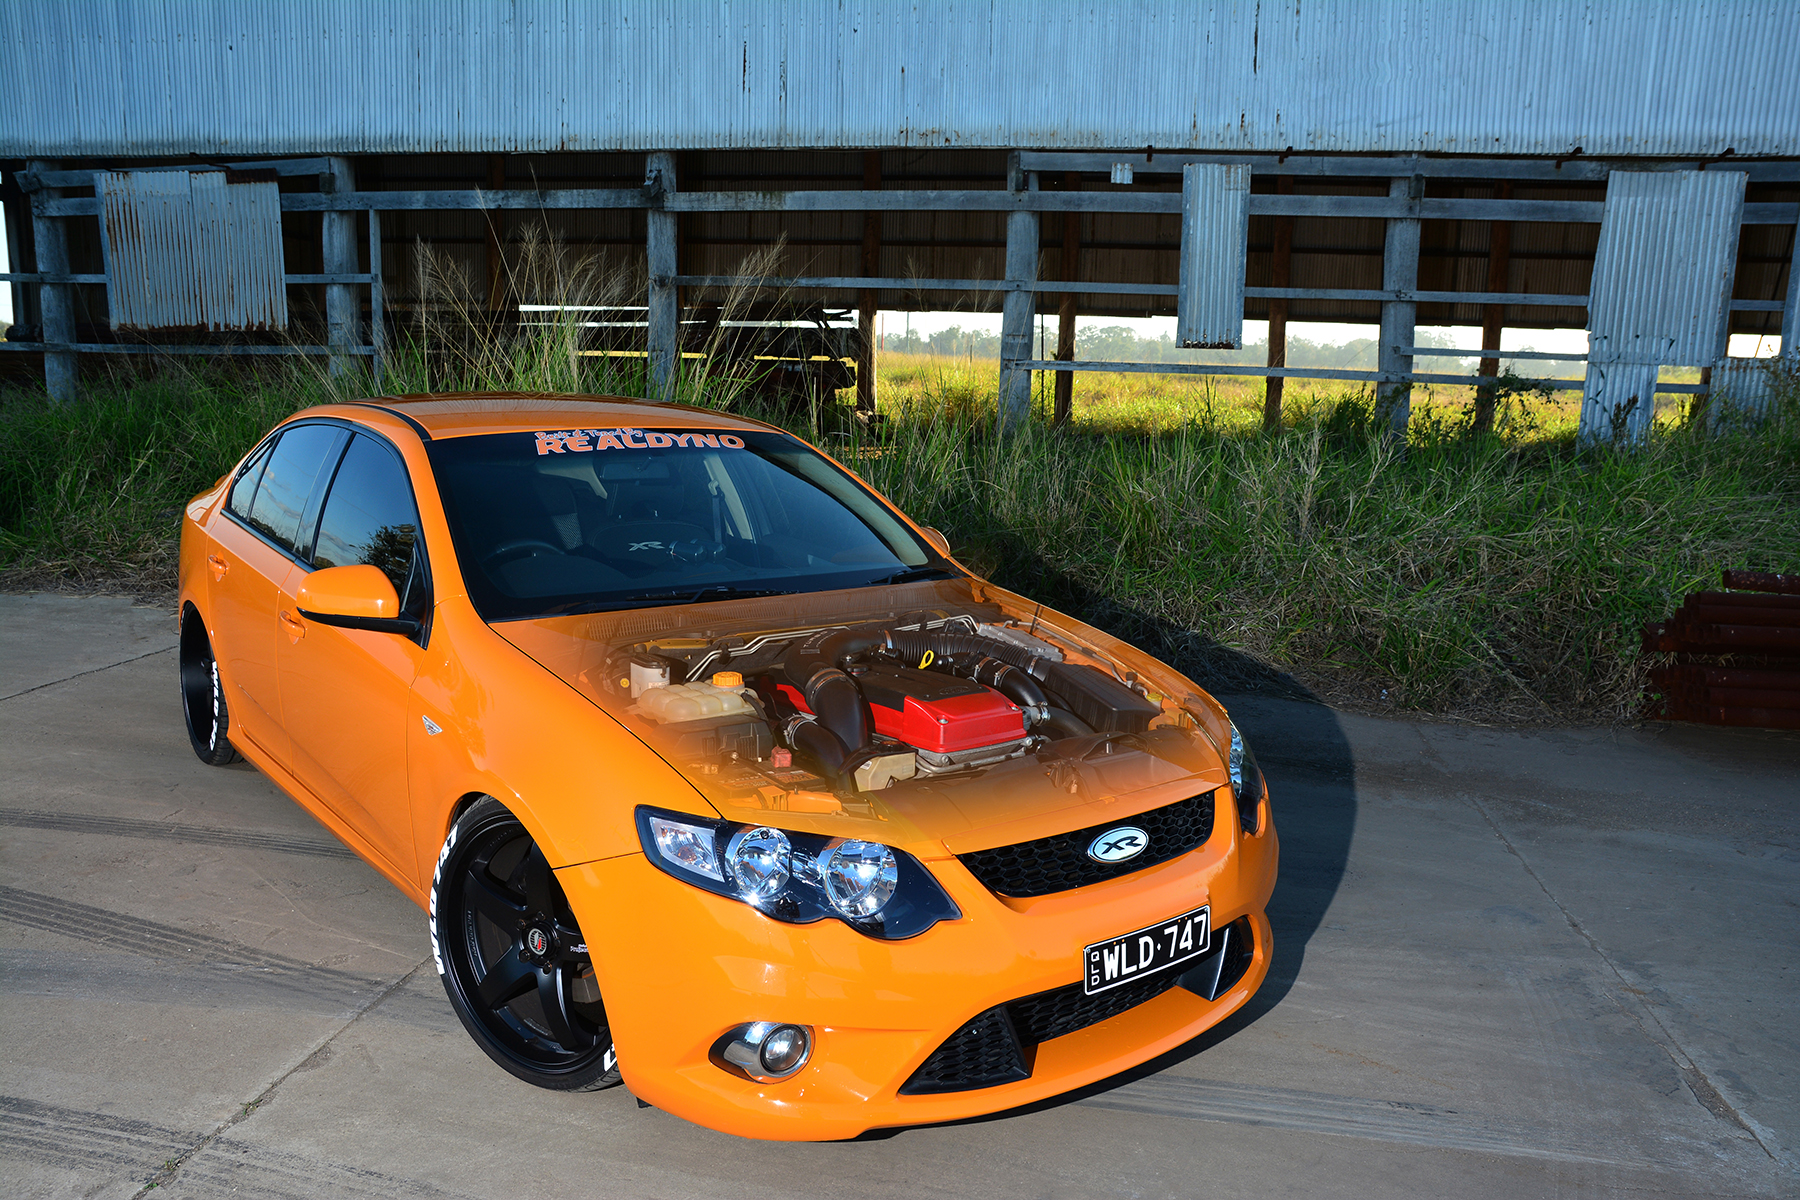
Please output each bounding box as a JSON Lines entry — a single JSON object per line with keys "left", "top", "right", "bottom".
{"left": 921, "top": 526, "right": 952, "bottom": 557}
{"left": 297, "top": 565, "right": 420, "bottom": 636}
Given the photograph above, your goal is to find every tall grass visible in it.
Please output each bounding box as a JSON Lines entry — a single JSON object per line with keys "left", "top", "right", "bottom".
{"left": 2, "top": 252, "right": 1795, "bottom": 722}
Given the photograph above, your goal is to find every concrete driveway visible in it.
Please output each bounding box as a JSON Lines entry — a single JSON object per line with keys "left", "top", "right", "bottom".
{"left": 2, "top": 592, "right": 1795, "bottom": 1199}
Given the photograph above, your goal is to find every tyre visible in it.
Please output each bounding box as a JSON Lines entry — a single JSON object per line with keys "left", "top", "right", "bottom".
{"left": 431, "top": 797, "right": 621, "bottom": 1091}
{"left": 180, "top": 606, "right": 242, "bottom": 766}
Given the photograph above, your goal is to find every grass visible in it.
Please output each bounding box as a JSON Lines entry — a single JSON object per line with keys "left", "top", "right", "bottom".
{"left": 3, "top": 312, "right": 1796, "bottom": 724}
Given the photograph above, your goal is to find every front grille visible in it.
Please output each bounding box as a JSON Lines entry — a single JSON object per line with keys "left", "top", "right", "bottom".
{"left": 900, "top": 915, "right": 1257, "bottom": 1095}
{"left": 957, "top": 790, "right": 1216, "bottom": 898}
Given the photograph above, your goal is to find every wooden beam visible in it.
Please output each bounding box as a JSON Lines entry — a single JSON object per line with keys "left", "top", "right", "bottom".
{"left": 1474, "top": 181, "right": 1513, "bottom": 434}
{"left": 645, "top": 152, "right": 679, "bottom": 399}
{"left": 1264, "top": 175, "right": 1293, "bottom": 432}
{"left": 484, "top": 155, "right": 506, "bottom": 312}
{"left": 998, "top": 156, "right": 1039, "bottom": 433}
{"left": 1378, "top": 177, "right": 1422, "bottom": 437}
{"left": 858, "top": 151, "right": 881, "bottom": 416}
{"left": 25, "top": 159, "right": 76, "bottom": 402}
{"left": 1053, "top": 172, "right": 1080, "bottom": 426}
{"left": 322, "top": 157, "right": 359, "bottom": 378}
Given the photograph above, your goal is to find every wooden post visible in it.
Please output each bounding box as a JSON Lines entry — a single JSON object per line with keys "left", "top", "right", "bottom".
{"left": 1263, "top": 175, "right": 1294, "bottom": 432}
{"left": 857, "top": 151, "right": 881, "bottom": 416}
{"left": 323, "top": 157, "right": 359, "bottom": 378}
{"left": 998, "top": 155, "right": 1039, "bottom": 433}
{"left": 1783, "top": 230, "right": 1800, "bottom": 369}
{"left": 645, "top": 151, "right": 679, "bottom": 399}
{"left": 1053, "top": 171, "right": 1080, "bottom": 426}
{"left": 1473, "top": 182, "right": 1514, "bottom": 434}
{"left": 369, "top": 209, "right": 385, "bottom": 389}
{"left": 484, "top": 155, "right": 506, "bottom": 313}
{"left": 1378, "top": 176, "right": 1421, "bottom": 439}
{"left": 26, "top": 159, "right": 77, "bottom": 403}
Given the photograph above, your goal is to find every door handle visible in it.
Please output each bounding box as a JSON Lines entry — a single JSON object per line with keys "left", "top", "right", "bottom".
{"left": 207, "top": 554, "right": 229, "bottom": 581}
{"left": 279, "top": 610, "right": 306, "bottom": 643}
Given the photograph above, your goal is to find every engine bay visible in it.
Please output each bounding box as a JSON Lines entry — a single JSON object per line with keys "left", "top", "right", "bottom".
{"left": 599, "top": 608, "right": 1214, "bottom": 808}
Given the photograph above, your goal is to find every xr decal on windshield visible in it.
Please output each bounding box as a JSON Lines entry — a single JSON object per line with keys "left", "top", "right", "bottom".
{"left": 535, "top": 428, "right": 748, "bottom": 455}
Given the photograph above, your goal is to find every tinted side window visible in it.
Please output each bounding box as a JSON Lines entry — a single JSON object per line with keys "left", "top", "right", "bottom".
{"left": 225, "top": 439, "right": 274, "bottom": 521}
{"left": 246, "top": 425, "right": 343, "bottom": 553}
{"left": 312, "top": 434, "right": 421, "bottom": 596}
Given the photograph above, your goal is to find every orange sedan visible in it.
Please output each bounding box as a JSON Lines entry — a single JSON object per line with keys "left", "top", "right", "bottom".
{"left": 177, "top": 392, "right": 1277, "bottom": 1140}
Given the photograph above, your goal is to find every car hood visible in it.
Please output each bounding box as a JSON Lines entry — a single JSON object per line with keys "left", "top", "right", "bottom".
{"left": 492, "top": 585, "right": 1229, "bottom": 856}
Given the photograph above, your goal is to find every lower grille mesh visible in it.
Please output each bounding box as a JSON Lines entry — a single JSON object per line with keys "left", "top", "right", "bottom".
{"left": 900, "top": 917, "right": 1258, "bottom": 1095}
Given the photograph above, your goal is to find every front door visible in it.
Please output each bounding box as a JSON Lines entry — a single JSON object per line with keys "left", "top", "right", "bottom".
{"left": 276, "top": 432, "right": 429, "bottom": 880}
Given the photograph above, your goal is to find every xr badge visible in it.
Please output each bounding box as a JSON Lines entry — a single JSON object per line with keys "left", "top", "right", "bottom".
{"left": 1087, "top": 826, "right": 1149, "bottom": 863}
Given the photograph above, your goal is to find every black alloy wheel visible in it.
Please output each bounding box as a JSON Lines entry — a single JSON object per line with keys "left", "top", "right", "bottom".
{"left": 179, "top": 606, "right": 242, "bottom": 766}
{"left": 431, "top": 798, "right": 621, "bottom": 1091}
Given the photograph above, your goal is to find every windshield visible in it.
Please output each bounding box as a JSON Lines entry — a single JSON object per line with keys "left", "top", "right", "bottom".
{"left": 427, "top": 426, "right": 956, "bottom": 621}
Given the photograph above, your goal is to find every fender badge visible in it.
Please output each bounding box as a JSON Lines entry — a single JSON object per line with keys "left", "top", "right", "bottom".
{"left": 421, "top": 716, "right": 443, "bottom": 736}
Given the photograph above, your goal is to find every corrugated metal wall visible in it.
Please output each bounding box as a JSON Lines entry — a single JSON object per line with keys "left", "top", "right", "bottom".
{"left": 5, "top": 0, "right": 1796, "bottom": 158}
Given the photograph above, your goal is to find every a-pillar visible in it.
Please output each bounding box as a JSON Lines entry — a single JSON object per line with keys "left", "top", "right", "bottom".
{"left": 857, "top": 151, "right": 882, "bottom": 416}
{"left": 998, "top": 155, "right": 1039, "bottom": 433}
{"left": 1378, "top": 176, "right": 1422, "bottom": 440}
{"left": 26, "top": 159, "right": 76, "bottom": 403}
{"left": 323, "top": 157, "right": 361, "bottom": 378}
{"left": 645, "top": 152, "right": 679, "bottom": 399}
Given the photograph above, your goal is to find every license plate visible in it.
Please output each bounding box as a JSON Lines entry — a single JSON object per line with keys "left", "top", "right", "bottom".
{"left": 1083, "top": 905, "right": 1211, "bottom": 996}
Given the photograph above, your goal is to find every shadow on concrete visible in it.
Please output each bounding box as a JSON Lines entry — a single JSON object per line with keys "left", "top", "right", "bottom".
{"left": 855, "top": 559, "right": 1358, "bottom": 1139}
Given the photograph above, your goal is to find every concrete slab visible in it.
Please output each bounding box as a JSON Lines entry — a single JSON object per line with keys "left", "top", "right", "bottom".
{"left": 1, "top": 598, "right": 1795, "bottom": 1198}
{"left": 0, "top": 593, "right": 178, "bottom": 701}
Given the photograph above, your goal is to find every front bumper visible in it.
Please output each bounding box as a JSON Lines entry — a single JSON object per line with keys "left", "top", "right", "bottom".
{"left": 558, "top": 794, "right": 1277, "bottom": 1141}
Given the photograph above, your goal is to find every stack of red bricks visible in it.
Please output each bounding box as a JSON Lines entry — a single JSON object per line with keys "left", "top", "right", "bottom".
{"left": 1643, "top": 570, "right": 1800, "bottom": 730}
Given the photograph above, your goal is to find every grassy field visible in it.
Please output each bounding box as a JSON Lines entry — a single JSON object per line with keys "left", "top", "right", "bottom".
{"left": 2, "top": 339, "right": 1795, "bottom": 725}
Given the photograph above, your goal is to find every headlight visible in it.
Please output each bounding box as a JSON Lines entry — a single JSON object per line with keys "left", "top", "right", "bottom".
{"left": 1228, "top": 721, "right": 1265, "bottom": 834}
{"left": 636, "top": 807, "right": 959, "bottom": 939}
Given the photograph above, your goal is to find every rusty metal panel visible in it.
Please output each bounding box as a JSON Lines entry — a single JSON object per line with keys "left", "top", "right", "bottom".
{"left": 1587, "top": 171, "right": 1746, "bottom": 367}
{"left": 98, "top": 171, "right": 287, "bottom": 332}
{"left": 1177, "top": 165, "right": 1250, "bottom": 349}
{"left": 5, "top": 1, "right": 1797, "bottom": 157}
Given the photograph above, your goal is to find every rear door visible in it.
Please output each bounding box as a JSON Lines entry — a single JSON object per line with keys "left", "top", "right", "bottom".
{"left": 205, "top": 423, "right": 346, "bottom": 760}
{"left": 276, "top": 431, "right": 430, "bottom": 879}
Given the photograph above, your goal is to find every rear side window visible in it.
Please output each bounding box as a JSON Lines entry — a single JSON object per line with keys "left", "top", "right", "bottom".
{"left": 225, "top": 439, "right": 275, "bottom": 521}
{"left": 245, "top": 424, "right": 345, "bottom": 554}
{"left": 312, "top": 434, "right": 421, "bottom": 597}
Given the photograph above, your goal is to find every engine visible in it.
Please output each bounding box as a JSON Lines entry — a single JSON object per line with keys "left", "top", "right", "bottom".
{"left": 617, "top": 617, "right": 1167, "bottom": 796}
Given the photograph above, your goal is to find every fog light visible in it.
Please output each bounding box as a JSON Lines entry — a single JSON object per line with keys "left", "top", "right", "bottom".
{"left": 713, "top": 1021, "right": 814, "bottom": 1083}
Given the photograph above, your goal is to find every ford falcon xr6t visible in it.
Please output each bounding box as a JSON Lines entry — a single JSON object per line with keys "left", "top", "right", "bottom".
{"left": 177, "top": 391, "right": 1277, "bottom": 1140}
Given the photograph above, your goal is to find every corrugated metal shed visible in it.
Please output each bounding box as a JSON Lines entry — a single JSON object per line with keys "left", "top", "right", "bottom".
{"left": 97, "top": 170, "right": 288, "bottom": 331}
{"left": 4, "top": 0, "right": 1796, "bottom": 158}
{"left": 1587, "top": 171, "right": 1745, "bottom": 366}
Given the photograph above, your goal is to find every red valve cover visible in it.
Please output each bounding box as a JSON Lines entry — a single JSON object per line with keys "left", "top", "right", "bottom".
{"left": 777, "top": 664, "right": 1025, "bottom": 755}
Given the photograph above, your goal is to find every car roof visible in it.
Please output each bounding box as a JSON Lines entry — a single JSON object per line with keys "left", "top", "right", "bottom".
{"left": 314, "top": 392, "right": 777, "bottom": 441}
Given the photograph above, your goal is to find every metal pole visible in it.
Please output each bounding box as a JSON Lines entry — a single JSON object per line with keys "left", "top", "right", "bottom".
{"left": 646, "top": 151, "right": 679, "bottom": 399}
{"left": 998, "top": 155, "right": 1039, "bottom": 433}
{"left": 26, "top": 159, "right": 77, "bottom": 402}
{"left": 1378, "top": 176, "right": 1422, "bottom": 439}
{"left": 1473, "top": 182, "right": 1512, "bottom": 434}
{"left": 857, "top": 151, "right": 881, "bottom": 416}
{"left": 1263, "top": 175, "right": 1294, "bottom": 432}
{"left": 323, "top": 157, "right": 358, "bottom": 378}
{"left": 1053, "top": 172, "right": 1079, "bottom": 426}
